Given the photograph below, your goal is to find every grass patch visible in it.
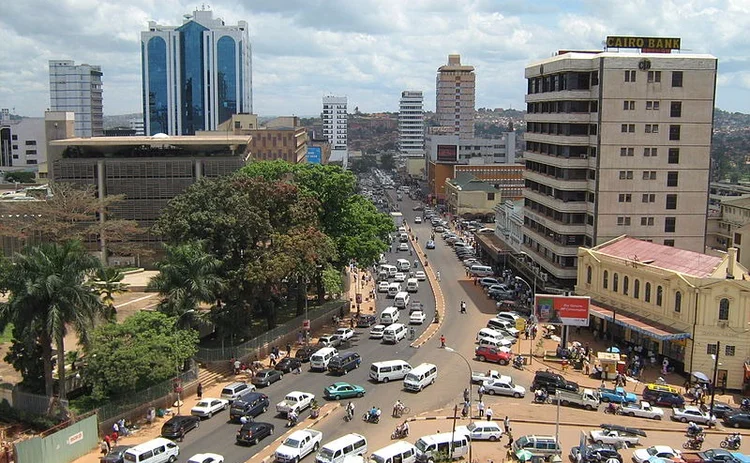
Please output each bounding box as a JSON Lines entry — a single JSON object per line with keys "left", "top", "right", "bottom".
{"left": 0, "top": 324, "right": 12, "bottom": 344}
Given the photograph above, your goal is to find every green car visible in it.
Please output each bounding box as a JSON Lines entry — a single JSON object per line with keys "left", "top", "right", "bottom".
{"left": 324, "top": 382, "right": 366, "bottom": 400}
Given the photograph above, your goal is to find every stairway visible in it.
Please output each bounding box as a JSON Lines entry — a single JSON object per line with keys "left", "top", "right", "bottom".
{"left": 196, "top": 362, "right": 233, "bottom": 389}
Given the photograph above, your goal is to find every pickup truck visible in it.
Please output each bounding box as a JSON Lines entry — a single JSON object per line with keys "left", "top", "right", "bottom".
{"left": 682, "top": 449, "right": 741, "bottom": 463}
{"left": 274, "top": 429, "right": 323, "bottom": 463}
{"left": 276, "top": 391, "right": 315, "bottom": 417}
{"left": 617, "top": 401, "right": 664, "bottom": 420}
{"left": 551, "top": 388, "right": 600, "bottom": 411}
{"left": 599, "top": 387, "right": 638, "bottom": 404}
{"left": 472, "top": 370, "right": 502, "bottom": 384}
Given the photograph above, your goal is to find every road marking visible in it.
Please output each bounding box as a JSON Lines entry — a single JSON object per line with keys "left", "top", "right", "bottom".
{"left": 408, "top": 235, "right": 445, "bottom": 348}
{"left": 115, "top": 293, "right": 157, "bottom": 308}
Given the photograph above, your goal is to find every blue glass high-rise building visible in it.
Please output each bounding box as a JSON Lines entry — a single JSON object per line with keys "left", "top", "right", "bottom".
{"left": 141, "top": 8, "right": 252, "bottom": 135}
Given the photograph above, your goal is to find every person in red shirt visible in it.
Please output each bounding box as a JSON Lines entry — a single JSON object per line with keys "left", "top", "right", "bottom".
{"left": 440, "top": 335, "right": 446, "bottom": 348}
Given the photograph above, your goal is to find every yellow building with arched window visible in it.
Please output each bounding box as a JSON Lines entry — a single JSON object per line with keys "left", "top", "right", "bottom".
{"left": 576, "top": 235, "right": 750, "bottom": 391}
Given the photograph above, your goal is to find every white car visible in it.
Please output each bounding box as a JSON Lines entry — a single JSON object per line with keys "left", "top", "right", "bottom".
{"left": 398, "top": 243, "right": 409, "bottom": 252}
{"left": 632, "top": 446, "right": 681, "bottom": 463}
{"left": 588, "top": 429, "right": 641, "bottom": 447}
{"left": 409, "top": 310, "right": 426, "bottom": 324}
{"left": 394, "top": 273, "right": 406, "bottom": 282}
{"left": 370, "top": 325, "right": 386, "bottom": 339}
{"left": 482, "top": 377, "right": 525, "bottom": 398}
{"left": 414, "top": 216, "right": 422, "bottom": 223}
{"left": 190, "top": 398, "right": 229, "bottom": 418}
{"left": 378, "top": 281, "right": 390, "bottom": 292}
{"left": 335, "top": 328, "right": 354, "bottom": 341}
{"left": 415, "top": 271, "right": 426, "bottom": 281}
{"left": 671, "top": 405, "right": 716, "bottom": 424}
{"left": 456, "top": 420, "right": 503, "bottom": 441}
{"left": 187, "top": 454, "right": 224, "bottom": 463}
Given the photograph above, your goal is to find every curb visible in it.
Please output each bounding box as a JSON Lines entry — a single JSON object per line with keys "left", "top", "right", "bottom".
{"left": 408, "top": 235, "right": 445, "bottom": 349}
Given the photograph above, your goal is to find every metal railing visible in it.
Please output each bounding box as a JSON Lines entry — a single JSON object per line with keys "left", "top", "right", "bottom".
{"left": 0, "top": 385, "right": 69, "bottom": 417}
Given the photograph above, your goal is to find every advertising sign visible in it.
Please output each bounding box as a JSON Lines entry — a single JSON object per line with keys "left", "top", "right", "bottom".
{"left": 307, "top": 146, "right": 322, "bottom": 164}
{"left": 436, "top": 144, "right": 458, "bottom": 163}
{"left": 606, "top": 36, "right": 681, "bottom": 51}
{"left": 534, "top": 294, "right": 590, "bottom": 326}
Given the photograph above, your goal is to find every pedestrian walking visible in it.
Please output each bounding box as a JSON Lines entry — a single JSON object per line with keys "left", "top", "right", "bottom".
{"left": 463, "top": 388, "right": 470, "bottom": 402}
{"left": 294, "top": 362, "right": 302, "bottom": 374}
{"left": 504, "top": 433, "right": 514, "bottom": 449}
{"left": 440, "top": 334, "right": 446, "bottom": 348}
{"left": 478, "top": 384, "right": 485, "bottom": 402}
{"left": 486, "top": 406, "right": 493, "bottom": 421}
{"left": 269, "top": 352, "right": 277, "bottom": 367}
{"left": 110, "top": 431, "right": 119, "bottom": 445}
{"left": 436, "top": 271, "right": 441, "bottom": 281}
{"left": 478, "top": 400, "right": 485, "bottom": 417}
{"left": 504, "top": 416, "right": 511, "bottom": 433}
{"left": 460, "top": 301, "right": 467, "bottom": 314}
{"left": 286, "top": 343, "right": 292, "bottom": 356}
{"left": 197, "top": 382, "right": 203, "bottom": 400}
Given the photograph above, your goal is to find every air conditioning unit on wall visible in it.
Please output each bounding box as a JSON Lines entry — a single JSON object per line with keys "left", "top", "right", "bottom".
{"left": 717, "top": 320, "right": 729, "bottom": 328}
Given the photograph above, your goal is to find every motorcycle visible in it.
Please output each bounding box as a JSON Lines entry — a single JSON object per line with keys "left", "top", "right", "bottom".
{"left": 604, "top": 403, "right": 619, "bottom": 415}
{"left": 721, "top": 436, "right": 741, "bottom": 450}
{"left": 683, "top": 436, "right": 704, "bottom": 450}
{"left": 533, "top": 392, "right": 549, "bottom": 404}
{"left": 391, "top": 425, "right": 409, "bottom": 440}
{"left": 686, "top": 425, "right": 705, "bottom": 438}
{"left": 362, "top": 412, "right": 380, "bottom": 424}
{"left": 286, "top": 413, "right": 299, "bottom": 428}
{"left": 513, "top": 356, "right": 524, "bottom": 370}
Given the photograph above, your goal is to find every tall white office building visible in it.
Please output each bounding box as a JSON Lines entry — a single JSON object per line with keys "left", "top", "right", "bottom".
{"left": 49, "top": 60, "right": 103, "bottom": 137}
{"left": 322, "top": 96, "right": 348, "bottom": 167}
{"left": 141, "top": 8, "right": 252, "bottom": 135}
{"left": 399, "top": 91, "right": 424, "bottom": 157}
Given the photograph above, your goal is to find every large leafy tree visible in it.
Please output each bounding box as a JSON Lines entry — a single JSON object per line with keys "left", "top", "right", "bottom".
{"left": 84, "top": 311, "right": 198, "bottom": 400}
{"left": 0, "top": 241, "right": 105, "bottom": 399}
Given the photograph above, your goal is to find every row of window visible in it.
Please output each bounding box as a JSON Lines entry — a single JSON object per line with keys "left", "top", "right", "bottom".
{"left": 617, "top": 193, "right": 677, "bottom": 208}
{"left": 624, "top": 70, "right": 683, "bottom": 87}
{"left": 619, "top": 170, "right": 680, "bottom": 186}
{"left": 616, "top": 216, "right": 676, "bottom": 231}
{"left": 620, "top": 124, "right": 682, "bottom": 139}
{"left": 622, "top": 100, "right": 682, "bottom": 116}
{"left": 587, "top": 267, "right": 730, "bottom": 321}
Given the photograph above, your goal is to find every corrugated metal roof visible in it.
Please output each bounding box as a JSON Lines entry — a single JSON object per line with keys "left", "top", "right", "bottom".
{"left": 595, "top": 237, "right": 722, "bottom": 277}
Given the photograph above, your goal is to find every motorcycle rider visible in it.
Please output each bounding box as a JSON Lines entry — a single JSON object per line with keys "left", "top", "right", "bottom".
{"left": 743, "top": 398, "right": 750, "bottom": 411}
{"left": 288, "top": 410, "right": 298, "bottom": 427}
{"left": 534, "top": 388, "right": 548, "bottom": 403}
{"left": 729, "top": 432, "right": 742, "bottom": 448}
{"left": 393, "top": 400, "right": 405, "bottom": 418}
{"left": 687, "top": 422, "right": 703, "bottom": 436}
{"left": 398, "top": 420, "right": 410, "bottom": 437}
{"left": 513, "top": 355, "right": 524, "bottom": 368}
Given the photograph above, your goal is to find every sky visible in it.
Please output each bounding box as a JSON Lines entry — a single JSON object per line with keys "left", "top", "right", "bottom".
{"left": 2, "top": 0, "right": 750, "bottom": 117}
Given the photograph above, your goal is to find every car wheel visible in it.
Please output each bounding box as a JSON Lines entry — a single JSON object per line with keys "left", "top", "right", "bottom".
{"left": 169, "top": 457, "right": 177, "bottom": 463}
{"left": 224, "top": 403, "right": 228, "bottom": 410}
{"left": 601, "top": 397, "right": 609, "bottom": 403}
{"left": 513, "top": 393, "right": 521, "bottom": 399}
{"left": 488, "top": 390, "right": 495, "bottom": 395}
{"left": 499, "top": 359, "right": 508, "bottom": 366}
{"left": 628, "top": 412, "right": 635, "bottom": 417}
{"left": 383, "top": 377, "right": 389, "bottom": 383}
{"left": 489, "top": 436, "right": 498, "bottom": 442}
{"left": 253, "top": 437, "right": 260, "bottom": 445}
{"left": 270, "top": 426, "right": 275, "bottom": 435}
{"left": 357, "top": 392, "right": 364, "bottom": 398}
{"left": 596, "top": 440, "right": 604, "bottom": 445}
{"left": 478, "top": 356, "right": 486, "bottom": 362}
{"left": 314, "top": 442, "right": 320, "bottom": 451}
{"left": 654, "top": 415, "right": 661, "bottom": 420}
{"left": 735, "top": 423, "right": 741, "bottom": 428}
{"left": 280, "top": 373, "right": 284, "bottom": 379}
{"left": 294, "top": 458, "right": 300, "bottom": 463}
{"left": 195, "top": 420, "right": 200, "bottom": 428}
{"left": 335, "top": 395, "right": 341, "bottom": 400}
{"left": 680, "top": 417, "right": 688, "bottom": 423}
{"left": 208, "top": 411, "right": 213, "bottom": 418}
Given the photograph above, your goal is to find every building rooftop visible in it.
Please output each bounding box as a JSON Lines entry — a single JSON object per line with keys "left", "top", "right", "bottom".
{"left": 528, "top": 51, "right": 717, "bottom": 67}
{"left": 721, "top": 196, "right": 750, "bottom": 209}
{"left": 447, "top": 172, "right": 498, "bottom": 192}
{"left": 593, "top": 236, "right": 723, "bottom": 278}
{"left": 51, "top": 134, "right": 252, "bottom": 147}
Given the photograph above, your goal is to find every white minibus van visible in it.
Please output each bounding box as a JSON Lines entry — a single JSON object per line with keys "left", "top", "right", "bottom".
{"left": 406, "top": 278, "right": 418, "bottom": 293}
{"left": 394, "top": 292, "right": 410, "bottom": 308}
{"left": 403, "top": 363, "right": 437, "bottom": 392}
{"left": 369, "top": 441, "right": 418, "bottom": 463}
{"left": 414, "top": 432, "right": 468, "bottom": 463}
{"left": 122, "top": 438, "right": 179, "bottom": 463}
{"left": 396, "top": 259, "right": 411, "bottom": 271}
{"left": 316, "top": 433, "right": 368, "bottom": 463}
{"left": 380, "top": 306, "right": 400, "bottom": 325}
{"left": 369, "top": 360, "right": 412, "bottom": 383}
{"left": 310, "top": 347, "right": 339, "bottom": 371}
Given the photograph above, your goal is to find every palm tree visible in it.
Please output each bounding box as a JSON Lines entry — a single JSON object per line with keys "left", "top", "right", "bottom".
{"left": 147, "top": 242, "right": 224, "bottom": 327}
{"left": 0, "top": 241, "right": 105, "bottom": 400}
{"left": 92, "top": 267, "right": 129, "bottom": 321}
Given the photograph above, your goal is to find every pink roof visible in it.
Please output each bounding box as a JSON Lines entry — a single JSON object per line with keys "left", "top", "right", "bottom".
{"left": 595, "top": 237, "right": 723, "bottom": 277}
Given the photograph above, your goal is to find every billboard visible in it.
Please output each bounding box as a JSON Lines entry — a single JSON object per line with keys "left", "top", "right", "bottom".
{"left": 534, "top": 294, "right": 590, "bottom": 326}
{"left": 606, "top": 36, "right": 681, "bottom": 51}
{"left": 436, "top": 144, "right": 458, "bottom": 162}
{"left": 307, "top": 146, "right": 322, "bottom": 164}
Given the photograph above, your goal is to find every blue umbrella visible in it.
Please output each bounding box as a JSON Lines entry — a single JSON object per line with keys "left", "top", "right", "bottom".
{"left": 606, "top": 346, "right": 621, "bottom": 354}
{"left": 692, "top": 371, "right": 710, "bottom": 383}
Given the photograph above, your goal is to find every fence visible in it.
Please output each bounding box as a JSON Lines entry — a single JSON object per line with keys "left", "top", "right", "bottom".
{"left": 0, "top": 385, "right": 69, "bottom": 417}
{"left": 14, "top": 413, "right": 98, "bottom": 463}
{"left": 194, "top": 300, "right": 349, "bottom": 362}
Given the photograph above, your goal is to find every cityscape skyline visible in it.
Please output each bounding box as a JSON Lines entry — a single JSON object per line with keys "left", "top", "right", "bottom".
{"left": 1, "top": 1, "right": 750, "bottom": 118}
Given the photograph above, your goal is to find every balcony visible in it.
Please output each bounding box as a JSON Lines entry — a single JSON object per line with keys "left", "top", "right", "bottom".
{"left": 524, "top": 209, "right": 587, "bottom": 235}
{"left": 523, "top": 226, "right": 581, "bottom": 256}
{"left": 524, "top": 132, "right": 591, "bottom": 146}
{"left": 524, "top": 170, "right": 588, "bottom": 192}
{"left": 525, "top": 112, "right": 594, "bottom": 124}
{"left": 524, "top": 189, "right": 588, "bottom": 213}
{"left": 520, "top": 244, "right": 579, "bottom": 280}
{"left": 525, "top": 89, "right": 594, "bottom": 103}
{"left": 523, "top": 151, "right": 591, "bottom": 169}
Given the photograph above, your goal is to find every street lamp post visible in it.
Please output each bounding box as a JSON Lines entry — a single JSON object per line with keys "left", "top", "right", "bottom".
{"left": 709, "top": 341, "right": 721, "bottom": 428}
{"left": 445, "top": 347, "right": 472, "bottom": 463}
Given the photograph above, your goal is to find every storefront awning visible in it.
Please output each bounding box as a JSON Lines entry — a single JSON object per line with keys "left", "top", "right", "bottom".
{"left": 475, "top": 233, "right": 512, "bottom": 260}
{"left": 589, "top": 304, "right": 692, "bottom": 342}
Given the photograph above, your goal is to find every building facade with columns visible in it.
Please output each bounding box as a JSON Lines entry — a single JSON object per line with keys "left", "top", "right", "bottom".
{"left": 576, "top": 235, "right": 750, "bottom": 392}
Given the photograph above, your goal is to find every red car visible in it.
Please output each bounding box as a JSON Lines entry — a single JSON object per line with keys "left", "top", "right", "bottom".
{"left": 474, "top": 346, "right": 512, "bottom": 365}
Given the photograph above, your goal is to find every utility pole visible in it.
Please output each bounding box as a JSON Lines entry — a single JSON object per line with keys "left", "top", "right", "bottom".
{"left": 709, "top": 341, "right": 720, "bottom": 428}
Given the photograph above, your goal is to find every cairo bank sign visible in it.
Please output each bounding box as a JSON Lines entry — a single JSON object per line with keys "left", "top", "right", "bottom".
{"left": 606, "top": 36, "right": 681, "bottom": 51}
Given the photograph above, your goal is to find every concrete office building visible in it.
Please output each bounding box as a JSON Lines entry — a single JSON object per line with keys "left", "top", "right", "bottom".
{"left": 0, "top": 109, "right": 47, "bottom": 171}
{"left": 436, "top": 54, "right": 475, "bottom": 139}
{"left": 523, "top": 50, "right": 717, "bottom": 286}
{"left": 399, "top": 91, "right": 424, "bottom": 157}
{"left": 322, "top": 96, "right": 348, "bottom": 168}
{"left": 141, "top": 8, "right": 252, "bottom": 136}
{"left": 49, "top": 60, "right": 103, "bottom": 137}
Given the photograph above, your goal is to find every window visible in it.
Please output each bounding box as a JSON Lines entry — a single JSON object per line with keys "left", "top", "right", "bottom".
{"left": 646, "top": 100, "right": 660, "bottom": 110}
{"left": 656, "top": 286, "right": 663, "bottom": 306}
{"left": 719, "top": 298, "right": 729, "bottom": 321}
{"left": 617, "top": 216, "right": 631, "bottom": 226}
{"left": 642, "top": 171, "right": 657, "bottom": 180}
{"left": 674, "top": 291, "right": 682, "bottom": 312}
{"left": 11, "top": 135, "right": 17, "bottom": 140}
{"left": 672, "top": 71, "right": 683, "bottom": 87}
{"left": 25, "top": 150, "right": 36, "bottom": 155}
{"left": 603, "top": 270, "right": 609, "bottom": 289}
{"left": 487, "top": 193, "right": 495, "bottom": 201}
{"left": 645, "top": 283, "right": 652, "bottom": 302}
{"left": 667, "top": 171, "right": 679, "bottom": 187}
{"left": 666, "top": 194, "right": 677, "bottom": 210}
{"left": 619, "top": 194, "right": 632, "bottom": 202}
{"left": 620, "top": 147, "right": 634, "bottom": 156}
{"left": 670, "top": 101, "right": 682, "bottom": 117}
{"left": 664, "top": 239, "right": 675, "bottom": 246}
{"left": 613, "top": 273, "right": 619, "bottom": 292}
{"left": 641, "top": 217, "right": 655, "bottom": 226}
{"left": 648, "top": 70, "right": 661, "bottom": 83}
{"left": 24, "top": 140, "right": 36, "bottom": 146}
{"left": 726, "top": 345, "right": 736, "bottom": 357}
{"left": 642, "top": 194, "right": 655, "bottom": 203}
{"left": 668, "top": 148, "right": 680, "bottom": 164}
{"left": 634, "top": 279, "right": 640, "bottom": 299}
{"left": 11, "top": 145, "right": 17, "bottom": 150}
{"left": 629, "top": 124, "right": 635, "bottom": 133}
{"left": 624, "top": 70, "right": 636, "bottom": 82}
{"left": 644, "top": 147, "right": 658, "bottom": 157}
{"left": 623, "top": 100, "right": 635, "bottom": 110}
{"left": 621, "top": 124, "right": 628, "bottom": 133}
{"left": 619, "top": 170, "right": 633, "bottom": 180}
{"left": 645, "top": 124, "right": 659, "bottom": 133}
{"left": 669, "top": 125, "right": 681, "bottom": 140}
{"left": 586, "top": 266, "right": 592, "bottom": 285}
{"left": 735, "top": 233, "right": 742, "bottom": 246}
{"left": 665, "top": 217, "right": 676, "bottom": 233}
{"left": 623, "top": 276, "right": 629, "bottom": 295}
{"left": 707, "top": 344, "right": 718, "bottom": 355}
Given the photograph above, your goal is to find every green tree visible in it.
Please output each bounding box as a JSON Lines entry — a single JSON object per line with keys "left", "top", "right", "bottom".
{"left": 321, "top": 267, "right": 344, "bottom": 299}
{"left": 3, "top": 324, "right": 46, "bottom": 394}
{"left": 84, "top": 311, "right": 198, "bottom": 400}
{"left": 147, "top": 242, "right": 224, "bottom": 324}
{"left": 380, "top": 153, "right": 396, "bottom": 171}
{"left": 3, "top": 171, "right": 36, "bottom": 184}
{"left": 0, "top": 241, "right": 104, "bottom": 399}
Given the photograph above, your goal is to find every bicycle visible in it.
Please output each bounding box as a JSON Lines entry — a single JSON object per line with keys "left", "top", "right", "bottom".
{"left": 393, "top": 405, "right": 411, "bottom": 418}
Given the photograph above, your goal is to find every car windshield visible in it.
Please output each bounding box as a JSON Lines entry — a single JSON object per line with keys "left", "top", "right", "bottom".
{"left": 284, "top": 438, "right": 301, "bottom": 447}
{"left": 467, "top": 423, "right": 478, "bottom": 432}
{"left": 647, "top": 448, "right": 658, "bottom": 456}
{"left": 370, "top": 455, "right": 386, "bottom": 463}
{"left": 415, "top": 439, "right": 429, "bottom": 452}
{"left": 319, "top": 448, "right": 335, "bottom": 460}
{"left": 196, "top": 401, "right": 210, "bottom": 407}
{"left": 405, "top": 373, "right": 419, "bottom": 382}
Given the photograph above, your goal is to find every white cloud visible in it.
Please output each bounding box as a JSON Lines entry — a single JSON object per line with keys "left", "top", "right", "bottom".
{"left": 1, "top": 0, "right": 749, "bottom": 116}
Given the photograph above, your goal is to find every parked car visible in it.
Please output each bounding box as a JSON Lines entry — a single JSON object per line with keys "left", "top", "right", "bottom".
{"left": 100, "top": 445, "right": 132, "bottom": 463}
{"left": 642, "top": 388, "right": 685, "bottom": 407}
{"left": 335, "top": 328, "right": 355, "bottom": 341}
{"left": 701, "top": 402, "right": 735, "bottom": 419}
{"left": 191, "top": 398, "right": 229, "bottom": 418}
{"left": 632, "top": 446, "right": 682, "bottom": 463}
{"left": 589, "top": 424, "right": 645, "bottom": 446}
{"left": 187, "top": 454, "right": 224, "bottom": 463}
{"left": 479, "top": 278, "right": 500, "bottom": 288}
{"left": 598, "top": 387, "right": 637, "bottom": 404}
{"left": 236, "top": 421, "right": 275, "bottom": 446}
{"left": 724, "top": 412, "right": 750, "bottom": 428}
{"left": 617, "top": 401, "right": 664, "bottom": 420}
{"left": 295, "top": 345, "right": 317, "bottom": 363}
{"left": 455, "top": 420, "right": 503, "bottom": 441}
{"left": 531, "top": 370, "right": 579, "bottom": 393}
{"left": 317, "top": 335, "right": 341, "bottom": 348}
{"left": 482, "top": 377, "right": 525, "bottom": 398}
{"left": 252, "top": 369, "right": 284, "bottom": 388}
{"left": 161, "top": 415, "right": 201, "bottom": 440}
{"left": 426, "top": 240, "right": 435, "bottom": 249}
{"left": 671, "top": 405, "right": 716, "bottom": 425}
{"left": 357, "top": 314, "right": 377, "bottom": 327}
{"left": 474, "top": 346, "right": 512, "bottom": 365}
{"left": 324, "top": 382, "right": 366, "bottom": 400}
{"left": 275, "top": 357, "right": 302, "bottom": 374}
{"left": 569, "top": 444, "right": 622, "bottom": 463}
